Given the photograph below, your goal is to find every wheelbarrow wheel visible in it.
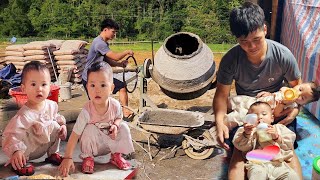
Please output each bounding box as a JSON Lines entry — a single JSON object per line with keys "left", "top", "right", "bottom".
{"left": 123, "top": 56, "right": 138, "bottom": 93}
{"left": 182, "top": 132, "right": 214, "bottom": 160}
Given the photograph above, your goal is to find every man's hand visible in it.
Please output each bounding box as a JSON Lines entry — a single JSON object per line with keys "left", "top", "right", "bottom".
{"left": 277, "top": 107, "right": 299, "bottom": 125}
{"left": 256, "top": 91, "right": 272, "bottom": 98}
{"left": 5, "top": 150, "right": 26, "bottom": 170}
{"left": 121, "top": 60, "right": 128, "bottom": 68}
{"left": 278, "top": 116, "right": 295, "bottom": 126}
{"left": 213, "top": 83, "right": 232, "bottom": 150}
{"left": 126, "top": 50, "right": 134, "bottom": 56}
{"left": 216, "top": 123, "right": 230, "bottom": 150}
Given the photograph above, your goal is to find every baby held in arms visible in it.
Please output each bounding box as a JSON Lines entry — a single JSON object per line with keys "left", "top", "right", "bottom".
{"left": 224, "top": 82, "right": 320, "bottom": 130}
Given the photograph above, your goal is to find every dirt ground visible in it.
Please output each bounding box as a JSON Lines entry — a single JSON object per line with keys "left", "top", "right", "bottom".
{"left": 0, "top": 46, "right": 233, "bottom": 179}
{"left": 127, "top": 79, "right": 229, "bottom": 180}
{"left": 122, "top": 52, "right": 233, "bottom": 179}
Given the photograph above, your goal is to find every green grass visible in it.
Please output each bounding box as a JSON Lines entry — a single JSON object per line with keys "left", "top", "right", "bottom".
{"left": 108, "top": 42, "right": 162, "bottom": 52}
{"left": 208, "top": 44, "right": 235, "bottom": 52}
{"left": 108, "top": 42, "right": 234, "bottom": 53}
{"left": 1, "top": 39, "right": 235, "bottom": 53}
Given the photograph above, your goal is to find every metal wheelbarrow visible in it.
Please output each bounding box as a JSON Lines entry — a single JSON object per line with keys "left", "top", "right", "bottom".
{"left": 130, "top": 108, "right": 218, "bottom": 160}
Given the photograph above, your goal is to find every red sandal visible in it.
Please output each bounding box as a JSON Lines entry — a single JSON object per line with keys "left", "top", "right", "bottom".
{"left": 45, "top": 153, "right": 63, "bottom": 166}
{"left": 12, "top": 163, "right": 35, "bottom": 176}
{"left": 82, "top": 157, "right": 94, "bottom": 174}
{"left": 110, "top": 153, "right": 131, "bottom": 170}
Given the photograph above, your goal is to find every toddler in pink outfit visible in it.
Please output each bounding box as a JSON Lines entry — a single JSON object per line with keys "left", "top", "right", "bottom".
{"left": 2, "top": 61, "right": 67, "bottom": 176}
{"left": 58, "top": 61, "right": 134, "bottom": 177}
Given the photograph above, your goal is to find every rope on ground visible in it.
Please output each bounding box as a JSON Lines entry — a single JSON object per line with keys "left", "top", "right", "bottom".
{"left": 142, "top": 153, "right": 152, "bottom": 180}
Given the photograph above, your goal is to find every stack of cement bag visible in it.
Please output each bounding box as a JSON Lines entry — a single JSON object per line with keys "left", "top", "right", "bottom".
{"left": 47, "top": 39, "right": 65, "bottom": 50}
{"left": 53, "top": 40, "right": 88, "bottom": 84}
{"left": 0, "top": 48, "right": 7, "bottom": 67}
{"left": 0, "top": 57, "right": 6, "bottom": 67}
{"left": 4, "top": 44, "right": 26, "bottom": 70}
{"left": 23, "top": 41, "right": 61, "bottom": 81}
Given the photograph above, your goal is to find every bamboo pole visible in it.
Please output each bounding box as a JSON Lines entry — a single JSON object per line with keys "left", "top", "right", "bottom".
{"left": 271, "top": 0, "right": 279, "bottom": 40}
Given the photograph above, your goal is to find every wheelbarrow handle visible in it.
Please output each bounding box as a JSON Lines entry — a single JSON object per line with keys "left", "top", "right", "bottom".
{"left": 122, "top": 105, "right": 138, "bottom": 116}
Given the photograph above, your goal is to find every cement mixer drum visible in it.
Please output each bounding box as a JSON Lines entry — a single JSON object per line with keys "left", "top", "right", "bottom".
{"left": 151, "top": 32, "right": 216, "bottom": 100}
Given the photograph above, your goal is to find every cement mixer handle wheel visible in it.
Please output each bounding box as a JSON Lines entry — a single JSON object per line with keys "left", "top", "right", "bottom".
{"left": 123, "top": 56, "right": 138, "bottom": 93}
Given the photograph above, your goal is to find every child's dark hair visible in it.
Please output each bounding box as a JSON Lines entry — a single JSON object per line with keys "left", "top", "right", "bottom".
{"left": 309, "top": 81, "right": 320, "bottom": 102}
{"left": 87, "top": 61, "right": 113, "bottom": 83}
{"left": 21, "top": 61, "right": 50, "bottom": 84}
{"left": 229, "top": 1, "right": 265, "bottom": 38}
{"left": 100, "top": 18, "right": 119, "bottom": 31}
{"left": 249, "top": 101, "right": 272, "bottom": 111}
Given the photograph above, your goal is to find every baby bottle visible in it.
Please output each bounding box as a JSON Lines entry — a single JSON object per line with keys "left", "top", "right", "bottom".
{"left": 282, "top": 88, "right": 299, "bottom": 101}
{"left": 256, "top": 123, "right": 272, "bottom": 142}
{"left": 245, "top": 114, "right": 258, "bottom": 125}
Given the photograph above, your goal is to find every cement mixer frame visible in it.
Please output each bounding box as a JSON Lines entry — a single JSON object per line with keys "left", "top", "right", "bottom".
{"left": 120, "top": 32, "right": 220, "bottom": 160}
{"left": 121, "top": 57, "right": 220, "bottom": 161}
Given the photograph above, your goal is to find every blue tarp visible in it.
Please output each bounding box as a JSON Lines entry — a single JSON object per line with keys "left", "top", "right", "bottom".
{"left": 0, "top": 63, "right": 21, "bottom": 88}
{"left": 281, "top": 0, "right": 320, "bottom": 120}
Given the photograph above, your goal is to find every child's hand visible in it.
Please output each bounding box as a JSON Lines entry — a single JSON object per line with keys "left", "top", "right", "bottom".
{"left": 5, "top": 150, "right": 26, "bottom": 170}
{"left": 32, "top": 121, "right": 42, "bottom": 134}
{"left": 58, "top": 159, "right": 75, "bottom": 177}
{"left": 109, "top": 124, "right": 118, "bottom": 140}
{"left": 59, "top": 125, "right": 67, "bottom": 140}
{"left": 266, "top": 125, "right": 279, "bottom": 140}
{"left": 243, "top": 123, "right": 255, "bottom": 136}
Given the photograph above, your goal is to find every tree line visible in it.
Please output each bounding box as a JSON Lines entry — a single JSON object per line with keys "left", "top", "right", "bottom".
{"left": 0, "top": 0, "right": 244, "bottom": 43}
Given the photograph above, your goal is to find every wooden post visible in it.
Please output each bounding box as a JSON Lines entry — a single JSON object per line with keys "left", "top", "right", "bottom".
{"left": 270, "top": 0, "right": 279, "bottom": 40}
